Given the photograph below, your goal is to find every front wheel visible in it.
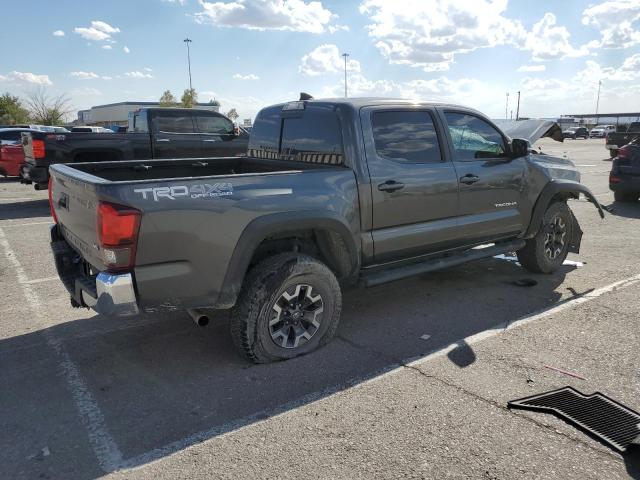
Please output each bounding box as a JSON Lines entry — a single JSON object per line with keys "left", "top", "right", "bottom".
{"left": 517, "top": 202, "right": 573, "bottom": 274}
{"left": 230, "top": 253, "right": 342, "bottom": 363}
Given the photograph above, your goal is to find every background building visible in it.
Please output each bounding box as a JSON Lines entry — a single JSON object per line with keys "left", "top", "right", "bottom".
{"left": 76, "top": 101, "right": 221, "bottom": 127}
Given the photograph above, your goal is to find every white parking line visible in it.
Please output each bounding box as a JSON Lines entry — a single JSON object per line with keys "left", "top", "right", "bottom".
{"left": 120, "top": 271, "right": 640, "bottom": 472}
{"left": 1, "top": 221, "right": 52, "bottom": 227}
{"left": 20, "top": 276, "right": 59, "bottom": 285}
{"left": 0, "top": 226, "right": 124, "bottom": 473}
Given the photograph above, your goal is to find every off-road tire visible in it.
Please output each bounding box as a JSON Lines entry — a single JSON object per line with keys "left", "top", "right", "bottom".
{"left": 517, "top": 202, "right": 573, "bottom": 274}
{"left": 230, "top": 253, "right": 342, "bottom": 363}
{"left": 614, "top": 191, "right": 639, "bottom": 202}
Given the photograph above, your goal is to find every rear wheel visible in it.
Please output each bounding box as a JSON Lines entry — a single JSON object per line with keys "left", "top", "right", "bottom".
{"left": 230, "top": 253, "right": 342, "bottom": 363}
{"left": 517, "top": 202, "right": 573, "bottom": 274}
{"left": 614, "top": 191, "right": 639, "bottom": 202}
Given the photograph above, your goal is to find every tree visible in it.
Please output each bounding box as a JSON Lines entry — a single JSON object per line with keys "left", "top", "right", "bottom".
{"left": 26, "top": 88, "right": 72, "bottom": 125}
{"left": 181, "top": 88, "right": 198, "bottom": 108}
{"left": 0, "top": 92, "right": 30, "bottom": 125}
{"left": 159, "top": 90, "right": 177, "bottom": 107}
{"left": 226, "top": 108, "right": 239, "bottom": 121}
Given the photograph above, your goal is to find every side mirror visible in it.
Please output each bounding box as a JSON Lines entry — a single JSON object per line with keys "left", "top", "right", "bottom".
{"left": 511, "top": 138, "right": 530, "bottom": 158}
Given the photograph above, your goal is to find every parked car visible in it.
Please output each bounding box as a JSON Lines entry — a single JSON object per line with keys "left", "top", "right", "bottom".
{"left": 563, "top": 127, "right": 588, "bottom": 139}
{"left": 21, "top": 108, "right": 249, "bottom": 189}
{"left": 70, "top": 126, "right": 114, "bottom": 133}
{"left": 48, "top": 97, "right": 603, "bottom": 363}
{"left": 609, "top": 139, "right": 640, "bottom": 202}
{"left": 589, "top": 125, "right": 615, "bottom": 138}
{"left": 0, "top": 127, "right": 40, "bottom": 177}
{"left": 606, "top": 122, "right": 640, "bottom": 158}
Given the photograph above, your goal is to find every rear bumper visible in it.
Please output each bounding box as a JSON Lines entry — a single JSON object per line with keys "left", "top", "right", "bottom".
{"left": 50, "top": 225, "right": 139, "bottom": 317}
{"left": 610, "top": 175, "right": 640, "bottom": 193}
{"left": 20, "top": 163, "right": 49, "bottom": 185}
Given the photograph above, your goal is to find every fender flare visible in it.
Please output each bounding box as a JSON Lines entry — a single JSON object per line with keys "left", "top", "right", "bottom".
{"left": 524, "top": 180, "right": 604, "bottom": 238}
{"left": 214, "top": 211, "right": 360, "bottom": 308}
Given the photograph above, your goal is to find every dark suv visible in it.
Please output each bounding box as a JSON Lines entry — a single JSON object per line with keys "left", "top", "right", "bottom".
{"left": 563, "top": 127, "right": 588, "bottom": 140}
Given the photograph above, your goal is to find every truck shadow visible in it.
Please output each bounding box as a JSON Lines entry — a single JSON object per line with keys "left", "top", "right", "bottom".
{"left": 1, "top": 258, "right": 576, "bottom": 478}
{"left": 0, "top": 199, "right": 50, "bottom": 220}
{"left": 603, "top": 201, "right": 640, "bottom": 220}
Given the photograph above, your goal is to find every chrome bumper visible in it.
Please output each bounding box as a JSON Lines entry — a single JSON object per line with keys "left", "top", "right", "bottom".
{"left": 82, "top": 272, "right": 139, "bottom": 317}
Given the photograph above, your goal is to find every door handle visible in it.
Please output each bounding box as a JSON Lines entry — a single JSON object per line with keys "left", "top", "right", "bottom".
{"left": 460, "top": 174, "right": 479, "bottom": 185}
{"left": 156, "top": 138, "right": 171, "bottom": 143}
{"left": 378, "top": 180, "right": 405, "bottom": 192}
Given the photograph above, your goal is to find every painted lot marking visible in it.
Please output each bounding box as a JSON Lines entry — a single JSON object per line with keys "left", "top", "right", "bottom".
{"left": 121, "top": 272, "right": 640, "bottom": 473}
{"left": 0, "top": 226, "right": 124, "bottom": 473}
{"left": 1, "top": 221, "right": 52, "bottom": 228}
{"left": 20, "top": 276, "right": 60, "bottom": 285}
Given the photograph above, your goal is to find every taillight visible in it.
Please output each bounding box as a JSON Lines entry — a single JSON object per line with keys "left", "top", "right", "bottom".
{"left": 32, "top": 139, "right": 46, "bottom": 159}
{"left": 97, "top": 201, "right": 141, "bottom": 271}
{"left": 48, "top": 177, "right": 58, "bottom": 223}
{"left": 609, "top": 174, "right": 621, "bottom": 184}
{"left": 618, "top": 145, "right": 631, "bottom": 159}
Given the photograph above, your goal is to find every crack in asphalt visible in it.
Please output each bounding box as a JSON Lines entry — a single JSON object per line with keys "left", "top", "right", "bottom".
{"left": 335, "top": 334, "right": 621, "bottom": 462}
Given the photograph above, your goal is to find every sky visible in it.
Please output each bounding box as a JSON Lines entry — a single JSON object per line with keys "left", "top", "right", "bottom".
{"left": 0, "top": 0, "right": 639, "bottom": 121}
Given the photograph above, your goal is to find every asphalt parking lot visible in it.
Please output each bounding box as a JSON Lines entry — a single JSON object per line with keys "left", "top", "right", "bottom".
{"left": 1, "top": 138, "right": 639, "bottom": 479}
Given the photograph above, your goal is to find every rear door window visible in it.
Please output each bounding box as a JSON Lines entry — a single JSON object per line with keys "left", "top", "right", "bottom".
{"left": 0, "top": 130, "right": 22, "bottom": 141}
{"left": 154, "top": 114, "right": 195, "bottom": 133}
{"left": 371, "top": 111, "right": 442, "bottom": 163}
{"left": 280, "top": 106, "right": 343, "bottom": 164}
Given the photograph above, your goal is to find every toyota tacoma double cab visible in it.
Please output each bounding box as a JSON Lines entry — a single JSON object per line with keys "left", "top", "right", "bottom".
{"left": 21, "top": 107, "right": 249, "bottom": 189}
{"left": 48, "top": 97, "right": 604, "bottom": 363}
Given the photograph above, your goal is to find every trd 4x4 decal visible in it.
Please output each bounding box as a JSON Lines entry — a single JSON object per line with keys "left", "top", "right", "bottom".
{"left": 134, "top": 183, "right": 233, "bottom": 201}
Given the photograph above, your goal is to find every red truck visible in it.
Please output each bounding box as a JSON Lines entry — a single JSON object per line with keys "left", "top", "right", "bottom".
{"left": 0, "top": 128, "right": 38, "bottom": 177}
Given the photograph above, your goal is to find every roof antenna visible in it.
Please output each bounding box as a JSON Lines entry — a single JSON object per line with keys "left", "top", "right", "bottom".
{"left": 299, "top": 92, "right": 314, "bottom": 101}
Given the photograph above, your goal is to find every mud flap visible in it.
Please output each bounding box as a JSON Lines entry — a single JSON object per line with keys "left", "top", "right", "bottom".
{"left": 568, "top": 210, "right": 583, "bottom": 254}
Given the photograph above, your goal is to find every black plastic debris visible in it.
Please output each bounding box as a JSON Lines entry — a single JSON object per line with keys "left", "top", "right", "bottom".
{"left": 508, "top": 387, "right": 640, "bottom": 453}
{"left": 511, "top": 278, "right": 538, "bottom": 287}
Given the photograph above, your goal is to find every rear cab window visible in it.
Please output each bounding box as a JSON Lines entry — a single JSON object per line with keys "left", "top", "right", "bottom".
{"left": 249, "top": 104, "right": 344, "bottom": 165}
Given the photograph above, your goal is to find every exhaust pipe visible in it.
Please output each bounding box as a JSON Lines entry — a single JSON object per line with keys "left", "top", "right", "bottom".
{"left": 187, "top": 308, "right": 210, "bottom": 327}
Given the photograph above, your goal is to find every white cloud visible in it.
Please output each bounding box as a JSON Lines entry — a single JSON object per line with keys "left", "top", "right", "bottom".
{"left": 233, "top": 73, "right": 260, "bottom": 80}
{"left": 70, "top": 71, "right": 112, "bottom": 80}
{"left": 359, "top": 0, "right": 527, "bottom": 72}
{"left": 0, "top": 71, "right": 53, "bottom": 86}
{"left": 582, "top": 0, "right": 640, "bottom": 49}
{"left": 123, "top": 46, "right": 130, "bottom": 53}
{"left": 194, "top": 0, "right": 338, "bottom": 33}
{"left": 71, "top": 87, "right": 103, "bottom": 96}
{"left": 143, "top": 67, "right": 153, "bottom": 72}
{"left": 162, "top": 0, "right": 187, "bottom": 4}
{"left": 299, "top": 44, "right": 360, "bottom": 76}
{"left": 524, "top": 13, "right": 589, "bottom": 61}
{"left": 53, "top": 30, "right": 65, "bottom": 37}
{"left": 74, "top": 20, "right": 120, "bottom": 41}
{"left": 517, "top": 64, "right": 546, "bottom": 73}
{"left": 70, "top": 71, "right": 99, "bottom": 80}
{"left": 125, "top": 71, "right": 154, "bottom": 79}
{"left": 102, "top": 45, "right": 112, "bottom": 50}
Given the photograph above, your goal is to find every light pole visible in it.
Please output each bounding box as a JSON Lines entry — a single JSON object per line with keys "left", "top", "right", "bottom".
{"left": 505, "top": 92, "right": 509, "bottom": 120}
{"left": 595, "top": 80, "right": 602, "bottom": 121}
{"left": 516, "top": 91, "right": 521, "bottom": 120}
{"left": 342, "top": 53, "right": 349, "bottom": 98}
{"left": 183, "top": 38, "right": 193, "bottom": 92}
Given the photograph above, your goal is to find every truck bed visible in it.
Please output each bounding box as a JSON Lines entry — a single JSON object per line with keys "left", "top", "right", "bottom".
{"left": 63, "top": 156, "right": 334, "bottom": 182}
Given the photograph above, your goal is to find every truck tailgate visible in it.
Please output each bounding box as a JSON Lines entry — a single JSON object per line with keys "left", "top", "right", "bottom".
{"left": 49, "top": 168, "right": 106, "bottom": 270}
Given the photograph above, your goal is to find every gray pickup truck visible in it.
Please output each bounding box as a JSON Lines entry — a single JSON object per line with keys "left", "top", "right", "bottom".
{"left": 48, "top": 97, "right": 604, "bottom": 363}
